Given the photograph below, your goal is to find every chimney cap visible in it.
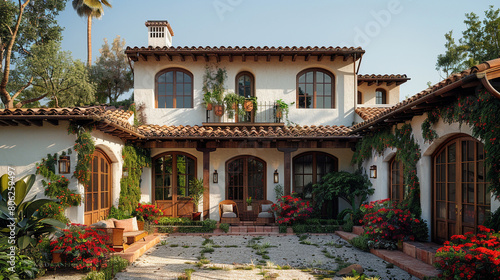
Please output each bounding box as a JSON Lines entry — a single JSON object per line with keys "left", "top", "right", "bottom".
{"left": 145, "top": 20, "right": 174, "bottom": 36}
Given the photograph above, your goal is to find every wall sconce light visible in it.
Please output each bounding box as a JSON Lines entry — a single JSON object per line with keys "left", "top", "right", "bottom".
{"left": 58, "top": 156, "right": 70, "bottom": 174}
{"left": 274, "top": 169, "right": 279, "bottom": 183}
{"left": 213, "top": 170, "right": 218, "bottom": 184}
{"left": 370, "top": 165, "right": 377, "bottom": 179}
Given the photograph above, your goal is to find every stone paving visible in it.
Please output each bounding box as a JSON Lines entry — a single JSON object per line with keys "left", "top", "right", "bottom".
{"left": 116, "top": 234, "right": 418, "bottom": 280}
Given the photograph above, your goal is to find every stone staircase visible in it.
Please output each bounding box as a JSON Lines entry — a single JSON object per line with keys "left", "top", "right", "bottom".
{"left": 227, "top": 225, "right": 280, "bottom": 235}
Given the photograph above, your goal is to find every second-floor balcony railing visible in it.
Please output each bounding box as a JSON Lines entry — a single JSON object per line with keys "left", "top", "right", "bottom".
{"left": 204, "top": 101, "right": 285, "bottom": 124}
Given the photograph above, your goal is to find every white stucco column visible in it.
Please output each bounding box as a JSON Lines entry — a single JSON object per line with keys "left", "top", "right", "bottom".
{"left": 140, "top": 167, "right": 152, "bottom": 203}
{"left": 418, "top": 155, "right": 432, "bottom": 241}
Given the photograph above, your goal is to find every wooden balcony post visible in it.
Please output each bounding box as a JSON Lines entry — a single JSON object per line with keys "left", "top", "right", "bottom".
{"left": 197, "top": 147, "right": 216, "bottom": 220}
{"left": 277, "top": 147, "right": 298, "bottom": 196}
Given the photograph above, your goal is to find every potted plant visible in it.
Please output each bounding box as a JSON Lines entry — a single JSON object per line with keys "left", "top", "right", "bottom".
{"left": 203, "top": 67, "right": 227, "bottom": 117}
{"left": 224, "top": 92, "right": 244, "bottom": 119}
{"left": 243, "top": 96, "right": 257, "bottom": 112}
{"left": 275, "top": 99, "right": 294, "bottom": 123}
{"left": 189, "top": 178, "right": 204, "bottom": 220}
{"left": 203, "top": 92, "right": 214, "bottom": 111}
{"left": 246, "top": 196, "right": 253, "bottom": 211}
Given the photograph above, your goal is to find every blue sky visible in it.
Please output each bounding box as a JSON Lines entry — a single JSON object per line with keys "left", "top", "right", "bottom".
{"left": 57, "top": 0, "right": 496, "bottom": 101}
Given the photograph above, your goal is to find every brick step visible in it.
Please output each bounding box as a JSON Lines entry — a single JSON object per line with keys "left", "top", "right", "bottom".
{"left": 229, "top": 226, "right": 279, "bottom": 234}
{"left": 112, "top": 234, "right": 161, "bottom": 263}
{"left": 403, "top": 241, "right": 440, "bottom": 266}
{"left": 352, "top": 226, "right": 365, "bottom": 235}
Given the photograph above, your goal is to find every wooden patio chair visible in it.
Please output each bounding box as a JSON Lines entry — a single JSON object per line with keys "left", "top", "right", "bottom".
{"left": 219, "top": 199, "right": 240, "bottom": 225}
{"left": 256, "top": 200, "right": 275, "bottom": 225}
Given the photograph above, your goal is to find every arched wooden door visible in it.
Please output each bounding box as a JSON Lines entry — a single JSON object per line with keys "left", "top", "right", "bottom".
{"left": 226, "top": 156, "right": 266, "bottom": 219}
{"left": 84, "top": 149, "right": 112, "bottom": 225}
{"left": 153, "top": 152, "right": 196, "bottom": 217}
{"left": 433, "top": 136, "right": 490, "bottom": 243}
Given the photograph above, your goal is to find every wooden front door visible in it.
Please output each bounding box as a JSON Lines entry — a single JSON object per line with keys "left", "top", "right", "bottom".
{"left": 153, "top": 152, "right": 196, "bottom": 217}
{"left": 433, "top": 136, "right": 490, "bottom": 243}
{"left": 226, "top": 156, "right": 266, "bottom": 218}
{"left": 84, "top": 149, "right": 112, "bottom": 225}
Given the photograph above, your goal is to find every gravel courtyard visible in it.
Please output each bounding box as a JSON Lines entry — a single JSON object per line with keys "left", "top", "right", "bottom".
{"left": 116, "top": 234, "right": 417, "bottom": 280}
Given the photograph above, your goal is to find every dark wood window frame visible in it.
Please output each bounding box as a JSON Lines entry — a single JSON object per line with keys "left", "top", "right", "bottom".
{"left": 292, "top": 151, "right": 339, "bottom": 196}
{"left": 357, "top": 91, "right": 363, "bottom": 105}
{"left": 375, "top": 88, "right": 387, "bottom": 104}
{"left": 296, "top": 68, "right": 335, "bottom": 109}
{"left": 432, "top": 135, "right": 490, "bottom": 243}
{"left": 235, "top": 71, "right": 255, "bottom": 98}
{"left": 225, "top": 155, "right": 267, "bottom": 202}
{"left": 84, "top": 148, "right": 112, "bottom": 225}
{"left": 153, "top": 152, "right": 197, "bottom": 201}
{"left": 155, "top": 68, "right": 194, "bottom": 108}
{"left": 389, "top": 156, "right": 405, "bottom": 204}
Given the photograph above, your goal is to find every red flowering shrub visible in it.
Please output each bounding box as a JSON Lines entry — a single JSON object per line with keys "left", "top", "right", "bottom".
{"left": 49, "top": 224, "right": 112, "bottom": 270}
{"left": 360, "top": 199, "right": 426, "bottom": 247}
{"left": 134, "top": 203, "right": 163, "bottom": 223}
{"left": 434, "top": 226, "right": 500, "bottom": 279}
{"left": 271, "top": 194, "right": 313, "bottom": 225}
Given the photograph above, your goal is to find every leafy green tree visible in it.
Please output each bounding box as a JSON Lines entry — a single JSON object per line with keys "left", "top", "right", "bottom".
{"left": 436, "top": 5, "right": 500, "bottom": 77}
{"left": 93, "top": 36, "right": 133, "bottom": 103}
{"left": 12, "top": 41, "right": 95, "bottom": 107}
{"left": 72, "top": 0, "right": 112, "bottom": 66}
{"left": 0, "top": 0, "right": 66, "bottom": 108}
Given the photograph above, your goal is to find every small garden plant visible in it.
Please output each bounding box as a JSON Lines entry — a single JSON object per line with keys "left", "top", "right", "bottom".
{"left": 272, "top": 194, "right": 313, "bottom": 225}
{"left": 134, "top": 202, "right": 163, "bottom": 224}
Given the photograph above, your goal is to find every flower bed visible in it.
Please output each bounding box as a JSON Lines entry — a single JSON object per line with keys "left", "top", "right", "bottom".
{"left": 49, "top": 224, "right": 112, "bottom": 270}
{"left": 360, "top": 199, "right": 427, "bottom": 249}
{"left": 133, "top": 203, "right": 163, "bottom": 224}
{"left": 434, "top": 226, "right": 500, "bottom": 279}
{"left": 271, "top": 194, "right": 313, "bottom": 225}
{"left": 154, "top": 217, "right": 217, "bottom": 233}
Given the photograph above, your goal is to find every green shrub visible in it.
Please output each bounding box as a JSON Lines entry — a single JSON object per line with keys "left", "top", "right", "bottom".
{"left": 107, "top": 206, "right": 132, "bottom": 220}
{"left": 279, "top": 225, "right": 287, "bottom": 233}
{"left": 102, "top": 256, "right": 129, "bottom": 280}
{"left": 485, "top": 207, "right": 500, "bottom": 231}
{"left": 342, "top": 219, "right": 354, "bottom": 232}
{"left": 219, "top": 223, "right": 229, "bottom": 233}
{"left": 156, "top": 219, "right": 217, "bottom": 233}
{"left": 349, "top": 235, "right": 370, "bottom": 252}
{"left": 82, "top": 271, "right": 105, "bottom": 280}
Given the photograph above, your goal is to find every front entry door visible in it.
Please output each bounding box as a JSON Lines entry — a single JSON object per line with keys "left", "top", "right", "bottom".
{"left": 153, "top": 152, "right": 196, "bottom": 217}
{"left": 433, "top": 136, "right": 490, "bottom": 243}
{"left": 226, "top": 156, "right": 266, "bottom": 218}
{"left": 84, "top": 149, "right": 112, "bottom": 225}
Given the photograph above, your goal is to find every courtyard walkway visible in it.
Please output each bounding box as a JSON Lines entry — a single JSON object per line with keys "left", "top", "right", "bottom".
{"left": 116, "top": 234, "right": 417, "bottom": 280}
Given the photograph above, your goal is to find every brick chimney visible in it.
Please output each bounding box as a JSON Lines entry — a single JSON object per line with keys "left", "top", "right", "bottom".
{"left": 145, "top": 20, "right": 174, "bottom": 48}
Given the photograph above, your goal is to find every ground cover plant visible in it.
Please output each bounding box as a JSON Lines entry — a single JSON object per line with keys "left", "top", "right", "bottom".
{"left": 155, "top": 217, "right": 217, "bottom": 233}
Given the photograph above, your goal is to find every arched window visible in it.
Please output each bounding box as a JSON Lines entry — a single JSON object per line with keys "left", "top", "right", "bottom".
{"left": 236, "top": 72, "right": 254, "bottom": 98}
{"left": 84, "top": 149, "right": 112, "bottom": 225}
{"left": 357, "top": 91, "right": 363, "bottom": 104}
{"left": 375, "top": 89, "right": 387, "bottom": 104}
{"left": 297, "top": 69, "right": 335, "bottom": 109}
{"left": 389, "top": 156, "right": 405, "bottom": 204}
{"left": 293, "top": 152, "right": 338, "bottom": 198}
{"left": 155, "top": 68, "right": 193, "bottom": 108}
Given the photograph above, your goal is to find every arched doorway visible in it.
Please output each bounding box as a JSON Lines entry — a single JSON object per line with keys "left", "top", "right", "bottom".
{"left": 84, "top": 149, "right": 112, "bottom": 225}
{"left": 226, "top": 156, "right": 266, "bottom": 219}
{"left": 433, "top": 135, "right": 490, "bottom": 243}
{"left": 153, "top": 152, "right": 196, "bottom": 217}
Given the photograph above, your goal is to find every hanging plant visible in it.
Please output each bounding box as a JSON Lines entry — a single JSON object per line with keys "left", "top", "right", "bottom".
{"left": 68, "top": 124, "right": 95, "bottom": 186}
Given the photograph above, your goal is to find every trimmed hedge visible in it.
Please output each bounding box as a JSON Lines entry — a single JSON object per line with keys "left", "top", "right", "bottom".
{"left": 155, "top": 218, "right": 217, "bottom": 233}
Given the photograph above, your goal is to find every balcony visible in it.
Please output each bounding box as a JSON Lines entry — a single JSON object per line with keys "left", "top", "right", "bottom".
{"left": 203, "top": 101, "right": 285, "bottom": 127}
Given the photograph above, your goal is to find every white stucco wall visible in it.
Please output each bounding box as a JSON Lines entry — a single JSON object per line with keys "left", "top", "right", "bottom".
{"left": 133, "top": 56, "right": 359, "bottom": 127}
{"left": 144, "top": 147, "right": 354, "bottom": 221}
{"left": 357, "top": 83, "right": 400, "bottom": 105}
{"left": 361, "top": 115, "right": 499, "bottom": 239}
{"left": 0, "top": 122, "right": 125, "bottom": 224}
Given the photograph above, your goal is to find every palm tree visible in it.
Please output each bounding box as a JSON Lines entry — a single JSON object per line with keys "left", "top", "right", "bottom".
{"left": 72, "top": 0, "right": 112, "bottom": 66}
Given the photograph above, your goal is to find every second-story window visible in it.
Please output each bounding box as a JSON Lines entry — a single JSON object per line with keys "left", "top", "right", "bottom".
{"left": 376, "top": 89, "right": 387, "bottom": 104}
{"left": 297, "top": 69, "right": 335, "bottom": 109}
{"left": 156, "top": 68, "right": 193, "bottom": 108}
{"left": 357, "top": 91, "right": 363, "bottom": 104}
{"left": 236, "top": 72, "right": 254, "bottom": 98}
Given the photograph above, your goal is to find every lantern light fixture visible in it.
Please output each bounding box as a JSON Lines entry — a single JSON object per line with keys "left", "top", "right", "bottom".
{"left": 213, "top": 170, "right": 218, "bottom": 184}
{"left": 370, "top": 165, "right": 377, "bottom": 179}
{"left": 274, "top": 169, "right": 279, "bottom": 183}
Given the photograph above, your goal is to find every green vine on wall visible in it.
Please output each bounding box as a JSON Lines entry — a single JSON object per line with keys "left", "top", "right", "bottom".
{"left": 36, "top": 152, "right": 82, "bottom": 223}
{"left": 119, "top": 144, "right": 151, "bottom": 214}
{"left": 352, "top": 124, "right": 422, "bottom": 217}
{"left": 68, "top": 124, "right": 95, "bottom": 186}
{"left": 421, "top": 90, "right": 500, "bottom": 198}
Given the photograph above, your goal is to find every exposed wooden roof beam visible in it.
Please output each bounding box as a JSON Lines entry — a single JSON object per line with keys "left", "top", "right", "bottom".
{"left": 203, "top": 54, "right": 209, "bottom": 62}
{"left": 215, "top": 53, "right": 220, "bottom": 62}
{"left": 2, "top": 119, "right": 18, "bottom": 126}
{"left": 46, "top": 119, "right": 59, "bottom": 126}
{"left": 305, "top": 54, "right": 311, "bottom": 61}
{"left": 179, "top": 54, "right": 185, "bottom": 61}
{"left": 387, "top": 81, "right": 395, "bottom": 86}
{"left": 292, "top": 54, "right": 297, "bottom": 62}
{"left": 139, "top": 53, "right": 148, "bottom": 61}
{"left": 279, "top": 54, "right": 284, "bottom": 62}
{"left": 254, "top": 55, "right": 258, "bottom": 62}
{"left": 330, "top": 54, "right": 337, "bottom": 61}
{"left": 317, "top": 54, "right": 324, "bottom": 61}
{"left": 190, "top": 54, "right": 197, "bottom": 61}
{"left": 267, "top": 54, "right": 271, "bottom": 62}
{"left": 343, "top": 54, "right": 351, "bottom": 61}
{"left": 229, "top": 54, "right": 233, "bottom": 62}
{"left": 153, "top": 54, "right": 160, "bottom": 61}
{"left": 166, "top": 53, "right": 172, "bottom": 61}
{"left": 242, "top": 53, "right": 246, "bottom": 62}
{"left": 0, "top": 120, "right": 10, "bottom": 126}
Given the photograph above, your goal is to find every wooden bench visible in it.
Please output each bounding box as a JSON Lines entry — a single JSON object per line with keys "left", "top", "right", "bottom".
{"left": 95, "top": 219, "right": 148, "bottom": 252}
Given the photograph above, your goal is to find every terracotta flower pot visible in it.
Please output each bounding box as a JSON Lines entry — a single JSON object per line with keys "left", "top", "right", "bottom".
{"left": 214, "top": 105, "right": 224, "bottom": 117}
{"left": 244, "top": 100, "right": 254, "bottom": 112}
{"left": 192, "top": 212, "right": 201, "bottom": 221}
{"left": 206, "top": 103, "right": 213, "bottom": 111}
{"left": 276, "top": 110, "right": 283, "bottom": 119}
{"left": 52, "top": 252, "right": 62, "bottom": 263}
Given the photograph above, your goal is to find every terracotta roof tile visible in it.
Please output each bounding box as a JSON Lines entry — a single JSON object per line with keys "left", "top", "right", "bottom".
{"left": 137, "top": 124, "right": 353, "bottom": 139}
{"left": 358, "top": 74, "right": 409, "bottom": 80}
{"left": 355, "top": 107, "right": 390, "bottom": 121}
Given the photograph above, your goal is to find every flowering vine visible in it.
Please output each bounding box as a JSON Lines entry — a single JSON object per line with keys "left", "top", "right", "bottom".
{"left": 421, "top": 90, "right": 500, "bottom": 199}
{"left": 352, "top": 124, "right": 422, "bottom": 217}
{"left": 68, "top": 123, "right": 95, "bottom": 186}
